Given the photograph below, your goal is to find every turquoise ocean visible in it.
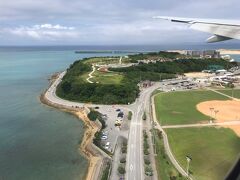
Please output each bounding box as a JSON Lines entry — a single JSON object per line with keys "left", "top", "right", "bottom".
{"left": 0, "top": 46, "right": 130, "bottom": 180}
{"left": 0, "top": 45, "right": 239, "bottom": 180}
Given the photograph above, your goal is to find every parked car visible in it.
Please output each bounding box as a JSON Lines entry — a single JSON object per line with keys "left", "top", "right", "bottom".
{"left": 104, "top": 142, "right": 110, "bottom": 149}
{"left": 101, "top": 135, "right": 108, "bottom": 140}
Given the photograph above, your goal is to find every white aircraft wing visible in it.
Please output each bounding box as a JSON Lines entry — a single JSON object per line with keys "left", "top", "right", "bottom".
{"left": 153, "top": 16, "right": 240, "bottom": 43}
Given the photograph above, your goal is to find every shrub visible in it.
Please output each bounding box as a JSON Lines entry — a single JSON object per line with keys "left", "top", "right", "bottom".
{"left": 118, "top": 165, "right": 126, "bottom": 174}
{"left": 120, "top": 157, "right": 126, "bottom": 163}
{"left": 145, "top": 166, "right": 153, "bottom": 176}
{"left": 88, "top": 110, "right": 98, "bottom": 121}
{"left": 142, "top": 112, "right": 147, "bottom": 121}
{"left": 121, "top": 146, "right": 127, "bottom": 153}
{"left": 144, "top": 158, "right": 151, "bottom": 165}
{"left": 144, "top": 149, "right": 149, "bottom": 155}
{"left": 128, "top": 111, "right": 132, "bottom": 120}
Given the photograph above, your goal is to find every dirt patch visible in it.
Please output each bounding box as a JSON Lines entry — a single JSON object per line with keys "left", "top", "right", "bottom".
{"left": 98, "top": 67, "right": 108, "bottom": 72}
{"left": 197, "top": 100, "right": 240, "bottom": 136}
{"left": 184, "top": 72, "right": 212, "bottom": 78}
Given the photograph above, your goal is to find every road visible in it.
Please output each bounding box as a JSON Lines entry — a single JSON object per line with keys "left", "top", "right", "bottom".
{"left": 45, "top": 71, "right": 191, "bottom": 180}
{"left": 126, "top": 83, "right": 161, "bottom": 180}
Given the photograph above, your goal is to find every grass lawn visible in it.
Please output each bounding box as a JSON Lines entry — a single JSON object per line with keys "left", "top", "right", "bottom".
{"left": 154, "top": 90, "right": 229, "bottom": 125}
{"left": 153, "top": 129, "right": 185, "bottom": 180}
{"left": 166, "top": 127, "right": 240, "bottom": 180}
{"left": 216, "top": 89, "right": 240, "bottom": 99}
{"left": 92, "top": 70, "right": 124, "bottom": 84}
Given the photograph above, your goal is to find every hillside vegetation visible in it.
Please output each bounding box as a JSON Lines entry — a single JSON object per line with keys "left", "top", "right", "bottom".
{"left": 57, "top": 52, "right": 236, "bottom": 104}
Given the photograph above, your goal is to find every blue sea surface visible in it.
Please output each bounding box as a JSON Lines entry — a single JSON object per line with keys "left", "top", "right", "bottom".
{"left": 0, "top": 48, "right": 122, "bottom": 180}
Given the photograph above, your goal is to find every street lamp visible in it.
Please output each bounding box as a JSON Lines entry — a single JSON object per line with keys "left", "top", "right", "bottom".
{"left": 186, "top": 155, "right": 192, "bottom": 177}
{"left": 214, "top": 110, "right": 219, "bottom": 121}
{"left": 209, "top": 107, "right": 214, "bottom": 123}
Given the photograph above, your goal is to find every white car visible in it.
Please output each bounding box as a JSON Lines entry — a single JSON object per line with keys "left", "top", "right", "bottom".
{"left": 104, "top": 142, "right": 110, "bottom": 149}
{"left": 101, "top": 135, "right": 108, "bottom": 140}
{"left": 102, "top": 131, "right": 108, "bottom": 135}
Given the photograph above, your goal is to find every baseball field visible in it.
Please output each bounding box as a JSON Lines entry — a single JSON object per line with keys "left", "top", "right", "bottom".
{"left": 154, "top": 90, "right": 240, "bottom": 180}
{"left": 166, "top": 127, "right": 240, "bottom": 180}
{"left": 154, "top": 90, "right": 229, "bottom": 125}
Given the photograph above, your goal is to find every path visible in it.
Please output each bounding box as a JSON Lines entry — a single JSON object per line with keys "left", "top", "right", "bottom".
{"left": 162, "top": 120, "right": 240, "bottom": 129}
{"left": 86, "top": 65, "right": 96, "bottom": 83}
{"left": 151, "top": 96, "right": 191, "bottom": 179}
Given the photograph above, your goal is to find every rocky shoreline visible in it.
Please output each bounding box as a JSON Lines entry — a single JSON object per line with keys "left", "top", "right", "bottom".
{"left": 39, "top": 75, "right": 105, "bottom": 180}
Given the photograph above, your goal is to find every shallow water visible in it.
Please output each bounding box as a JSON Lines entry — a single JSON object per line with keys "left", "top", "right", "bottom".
{"left": 0, "top": 49, "right": 113, "bottom": 180}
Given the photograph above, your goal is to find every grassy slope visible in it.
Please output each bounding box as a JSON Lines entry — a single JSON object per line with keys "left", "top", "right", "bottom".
{"left": 92, "top": 70, "right": 124, "bottom": 84}
{"left": 166, "top": 127, "right": 240, "bottom": 180}
{"left": 155, "top": 90, "right": 229, "bottom": 125}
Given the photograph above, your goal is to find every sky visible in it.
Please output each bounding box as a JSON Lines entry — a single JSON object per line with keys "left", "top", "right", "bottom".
{"left": 0, "top": 0, "right": 240, "bottom": 45}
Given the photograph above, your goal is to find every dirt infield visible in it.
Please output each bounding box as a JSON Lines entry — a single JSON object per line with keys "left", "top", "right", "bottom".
{"left": 197, "top": 100, "right": 240, "bottom": 136}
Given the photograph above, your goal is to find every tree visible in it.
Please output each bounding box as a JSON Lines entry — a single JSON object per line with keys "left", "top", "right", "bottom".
{"left": 142, "top": 112, "right": 147, "bottom": 121}
{"left": 128, "top": 111, "right": 132, "bottom": 120}
{"left": 118, "top": 165, "right": 126, "bottom": 174}
{"left": 88, "top": 111, "right": 98, "bottom": 121}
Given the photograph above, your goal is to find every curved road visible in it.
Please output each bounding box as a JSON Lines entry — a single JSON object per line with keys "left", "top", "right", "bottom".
{"left": 45, "top": 71, "right": 192, "bottom": 180}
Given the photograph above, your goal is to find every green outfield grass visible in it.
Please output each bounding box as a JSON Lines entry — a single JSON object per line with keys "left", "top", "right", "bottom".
{"left": 216, "top": 89, "right": 240, "bottom": 99}
{"left": 154, "top": 90, "right": 230, "bottom": 125}
{"left": 166, "top": 127, "right": 240, "bottom": 180}
{"left": 92, "top": 69, "right": 124, "bottom": 84}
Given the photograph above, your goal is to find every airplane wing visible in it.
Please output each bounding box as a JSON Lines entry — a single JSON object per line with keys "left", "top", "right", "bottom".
{"left": 153, "top": 16, "right": 240, "bottom": 43}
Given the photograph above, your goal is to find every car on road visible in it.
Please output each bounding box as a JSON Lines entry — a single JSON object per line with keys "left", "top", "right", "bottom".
{"left": 116, "top": 109, "right": 121, "bottom": 112}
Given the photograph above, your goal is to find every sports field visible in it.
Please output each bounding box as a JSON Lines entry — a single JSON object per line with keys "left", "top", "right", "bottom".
{"left": 154, "top": 90, "right": 229, "bottom": 125}
{"left": 166, "top": 127, "right": 240, "bottom": 180}
{"left": 216, "top": 89, "right": 240, "bottom": 99}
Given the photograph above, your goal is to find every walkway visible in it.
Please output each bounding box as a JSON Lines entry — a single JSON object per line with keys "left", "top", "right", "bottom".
{"left": 86, "top": 65, "right": 96, "bottom": 83}
{"left": 162, "top": 120, "right": 240, "bottom": 129}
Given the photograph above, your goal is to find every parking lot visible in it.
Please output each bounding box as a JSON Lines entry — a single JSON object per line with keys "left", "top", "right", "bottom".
{"left": 96, "top": 106, "right": 129, "bottom": 153}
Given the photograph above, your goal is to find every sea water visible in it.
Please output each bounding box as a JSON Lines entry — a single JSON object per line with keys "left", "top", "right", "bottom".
{"left": 0, "top": 47, "right": 124, "bottom": 180}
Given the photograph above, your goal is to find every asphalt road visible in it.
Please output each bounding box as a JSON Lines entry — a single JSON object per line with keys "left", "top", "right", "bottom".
{"left": 126, "top": 83, "right": 162, "bottom": 180}
{"left": 45, "top": 71, "right": 193, "bottom": 180}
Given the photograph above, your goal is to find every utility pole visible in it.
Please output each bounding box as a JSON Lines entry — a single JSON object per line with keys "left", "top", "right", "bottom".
{"left": 214, "top": 110, "right": 219, "bottom": 121}
{"left": 209, "top": 107, "right": 214, "bottom": 123}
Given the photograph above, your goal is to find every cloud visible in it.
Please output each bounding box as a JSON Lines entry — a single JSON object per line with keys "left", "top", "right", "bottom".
{"left": 2, "top": 24, "right": 78, "bottom": 41}
{"left": 0, "top": 0, "right": 240, "bottom": 45}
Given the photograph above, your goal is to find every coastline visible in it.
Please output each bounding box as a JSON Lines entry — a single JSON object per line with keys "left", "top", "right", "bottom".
{"left": 40, "top": 74, "right": 104, "bottom": 180}
{"left": 218, "top": 49, "right": 240, "bottom": 55}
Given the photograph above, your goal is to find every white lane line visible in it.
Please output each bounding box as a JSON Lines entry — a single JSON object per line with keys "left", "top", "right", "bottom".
{"left": 130, "top": 164, "right": 133, "bottom": 171}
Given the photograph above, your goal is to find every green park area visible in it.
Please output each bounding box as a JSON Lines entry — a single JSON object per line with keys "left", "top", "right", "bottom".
{"left": 166, "top": 127, "right": 240, "bottom": 180}
{"left": 91, "top": 69, "right": 124, "bottom": 84}
{"left": 82, "top": 57, "right": 130, "bottom": 65}
{"left": 57, "top": 52, "right": 235, "bottom": 104}
{"left": 154, "top": 90, "right": 230, "bottom": 125}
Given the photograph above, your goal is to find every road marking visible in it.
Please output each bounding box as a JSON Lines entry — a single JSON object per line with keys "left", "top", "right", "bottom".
{"left": 130, "top": 164, "right": 133, "bottom": 171}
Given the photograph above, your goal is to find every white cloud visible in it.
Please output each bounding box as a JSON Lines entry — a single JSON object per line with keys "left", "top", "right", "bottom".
{"left": 3, "top": 24, "right": 78, "bottom": 40}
